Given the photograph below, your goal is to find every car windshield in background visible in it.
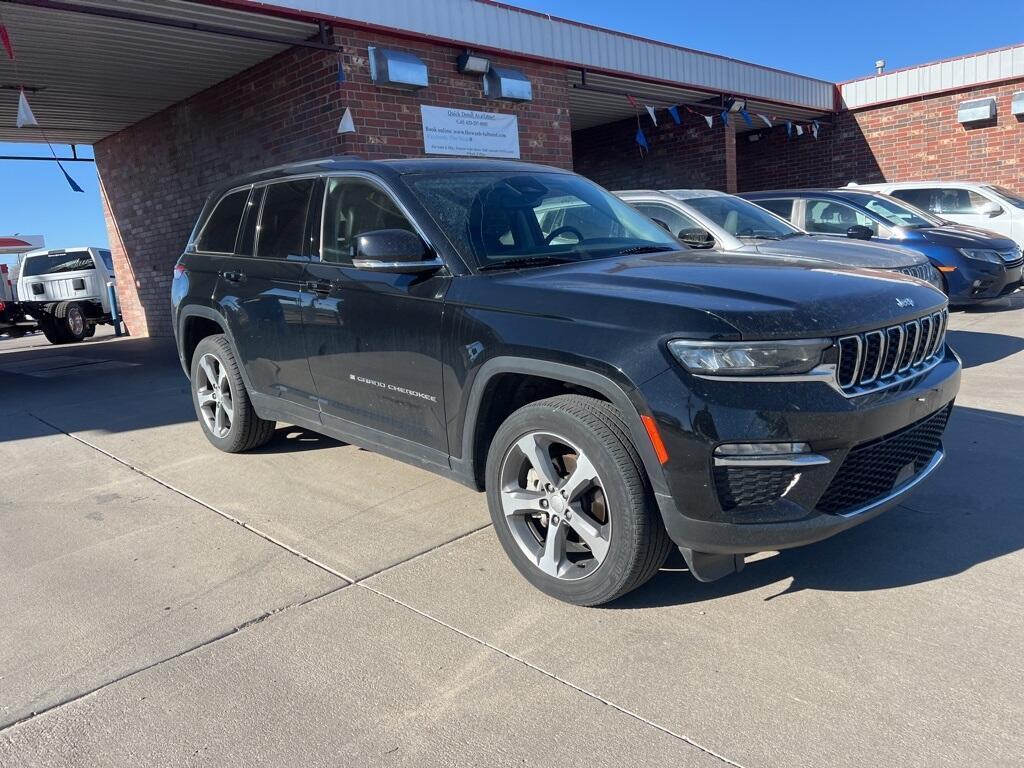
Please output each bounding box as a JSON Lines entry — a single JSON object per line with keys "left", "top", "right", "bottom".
{"left": 677, "top": 195, "right": 799, "bottom": 239}
{"left": 403, "top": 171, "right": 679, "bottom": 270}
{"left": 986, "top": 186, "right": 1024, "bottom": 209}
{"left": 21, "top": 251, "right": 95, "bottom": 276}
{"left": 841, "top": 193, "right": 940, "bottom": 228}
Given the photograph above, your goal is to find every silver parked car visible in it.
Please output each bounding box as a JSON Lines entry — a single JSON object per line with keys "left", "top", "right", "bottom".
{"left": 614, "top": 189, "right": 942, "bottom": 289}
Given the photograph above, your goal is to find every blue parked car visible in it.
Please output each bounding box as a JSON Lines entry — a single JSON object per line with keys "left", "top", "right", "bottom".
{"left": 740, "top": 189, "right": 1023, "bottom": 305}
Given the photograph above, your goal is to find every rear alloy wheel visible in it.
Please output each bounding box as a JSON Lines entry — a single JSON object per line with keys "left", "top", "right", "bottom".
{"left": 53, "top": 301, "right": 89, "bottom": 343}
{"left": 190, "top": 334, "right": 275, "bottom": 453}
{"left": 486, "top": 395, "right": 672, "bottom": 606}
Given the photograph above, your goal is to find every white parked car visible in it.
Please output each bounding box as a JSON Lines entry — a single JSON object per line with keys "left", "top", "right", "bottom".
{"left": 851, "top": 181, "right": 1024, "bottom": 249}
{"left": 17, "top": 246, "right": 118, "bottom": 343}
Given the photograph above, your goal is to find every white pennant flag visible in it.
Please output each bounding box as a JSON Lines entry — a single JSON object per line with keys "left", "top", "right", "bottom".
{"left": 337, "top": 107, "right": 355, "bottom": 134}
{"left": 811, "top": 122, "right": 819, "bottom": 139}
{"left": 758, "top": 114, "right": 772, "bottom": 128}
{"left": 16, "top": 90, "right": 38, "bottom": 128}
{"left": 644, "top": 105, "right": 657, "bottom": 126}
{"left": 795, "top": 123, "right": 804, "bottom": 137}
{"left": 703, "top": 113, "right": 714, "bottom": 128}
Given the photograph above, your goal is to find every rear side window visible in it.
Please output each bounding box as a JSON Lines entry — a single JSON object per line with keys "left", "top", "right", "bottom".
{"left": 754, "top": 198, "right": 794, "bottom": 220}
{"left": 257, "top": 180, "right": 315, "bottom": 260}
{"left": 891, "top": 187, "right": 988, "bottom": 215}
{"left": 98, "top": 249, "right": 114, "bottom": 272}
{"left": 197, "top": 189, "right": 249, "bottom": 253}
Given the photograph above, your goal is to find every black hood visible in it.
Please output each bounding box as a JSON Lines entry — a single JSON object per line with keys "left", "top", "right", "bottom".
{"left": 752, "top": 235, "right": 929, "bottom": 268}
{"left": 468, "top": 251, "right": 947, "bottom": 341}
{"left": 904, "top": 224, "right": 1018, "bottom": 250}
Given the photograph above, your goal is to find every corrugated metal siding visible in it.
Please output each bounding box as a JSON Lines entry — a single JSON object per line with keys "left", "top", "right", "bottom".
{"left": 842, "top": 43, "right": 1024, "bottom": 109}
{"left": 0, "top": 0, "right": 318, "bottom": 143}
{"left": 266, "top": 0, "right": 835, "bottom": 110}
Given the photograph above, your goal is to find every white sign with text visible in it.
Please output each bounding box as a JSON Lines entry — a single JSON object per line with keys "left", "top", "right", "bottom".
{"left": 421, "top": 106, "right": 521, "bottom": 159}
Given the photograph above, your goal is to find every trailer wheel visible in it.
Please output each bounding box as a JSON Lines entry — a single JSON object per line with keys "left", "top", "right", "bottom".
{"left": 54, "top": 301, "right": 89, "bottom": 343}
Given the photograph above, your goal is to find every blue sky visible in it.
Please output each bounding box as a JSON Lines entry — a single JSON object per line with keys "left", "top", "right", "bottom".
{"left": 2, "top": 0, "right": 1022, "bottom": 264}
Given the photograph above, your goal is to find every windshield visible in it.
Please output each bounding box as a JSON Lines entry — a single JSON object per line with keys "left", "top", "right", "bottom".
{"left": 839, "top": 193, "right": 941, "bottom": 228}
{"left": 676, "top": 194, "right": 799, "bottom": 239}
{"left": 21, "top": 250, "right": 95, "bottom": 277}
{"left": 985, "top": 186, "right": 1024, "bottom": 209}
{"left": 403, "top": 171, "right": 680, "bottom": 270}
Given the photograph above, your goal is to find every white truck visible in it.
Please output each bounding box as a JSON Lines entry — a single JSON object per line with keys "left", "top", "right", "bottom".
{"left": 14, "top": 247, "right": 120, "bottom": 344}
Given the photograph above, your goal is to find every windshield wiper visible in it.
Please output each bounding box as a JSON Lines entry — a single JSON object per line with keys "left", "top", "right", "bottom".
{"left": 477, "top": 256, "right": 575, "bottom": 272}
{"left": 616, "top": 245, "right": 676, "bottom": 255}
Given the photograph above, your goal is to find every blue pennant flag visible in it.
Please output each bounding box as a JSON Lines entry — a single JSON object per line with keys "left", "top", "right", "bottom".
{"left": 720, "top": 110, "right": 729, "bottom": 126}
{"left": 785, "top": 120, "right": 793, "bottom": 138}
{"left": 635, "top": 127, "right": 649, "bottom": 151}
{"left": 740, "top": 110, "right": 753, "bottom": 128}
{"left": 337, "top": 57, "right": 346, "bottom": 83}
{"left": 668, "top": 105, "right": 681, "bottom": 125}
{"left": 57, "top": 161, "right": 84, "bottom": 193}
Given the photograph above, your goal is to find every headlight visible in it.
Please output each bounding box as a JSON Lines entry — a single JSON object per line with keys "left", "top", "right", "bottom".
{"left": 668, "top": 338, "right": 831, "bottom": 376}
{"left": 959, "top": 248, "right": 1004, "bottom": 264}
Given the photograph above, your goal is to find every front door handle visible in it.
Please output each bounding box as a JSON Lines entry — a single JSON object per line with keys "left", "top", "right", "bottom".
{"left": 220, "top": 270, "right": 246, "bottom": 284}
{"left": 305, "top": 280, "right": 334, "bottom": 297}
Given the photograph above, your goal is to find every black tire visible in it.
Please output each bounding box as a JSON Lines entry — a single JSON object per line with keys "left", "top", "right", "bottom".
{"left": 53, "top": 301, "right": 89, "bottom": 343}
{"left": 190, "top": 334, "right": 276, "bottom": 453}
{"left": 39, "top": 317, "right": 69, "bottom": 345}
{"left": 485, "top": 395, "right": 673, "bottom": 606}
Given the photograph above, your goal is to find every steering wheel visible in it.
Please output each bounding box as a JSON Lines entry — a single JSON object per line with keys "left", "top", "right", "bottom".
{"left": 544, "top": 225, "right": 585, "bottom": 244}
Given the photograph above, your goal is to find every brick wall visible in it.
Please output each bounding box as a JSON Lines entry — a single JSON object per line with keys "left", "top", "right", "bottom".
{"left": 572, "top": 113, "right": 735, "bottom": 192}
{"left": 95, "top": 28, "right": 572, "bottom": 337}
{"left": 738, "top": 78, "right": 1024, "bottom": 191}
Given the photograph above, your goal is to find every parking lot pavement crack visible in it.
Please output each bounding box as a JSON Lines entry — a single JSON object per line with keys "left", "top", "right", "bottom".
{"left": 0, "top": 583, "right": 351, "bottom": 735}
{"left": 358, "top": 582, "right": 749, "bottom": 768}
{"left": 27, "top": 412, "right": 354, "bottom": 583}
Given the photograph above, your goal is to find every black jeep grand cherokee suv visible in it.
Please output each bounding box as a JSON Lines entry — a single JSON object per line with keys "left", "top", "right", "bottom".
{"left": 172, "top": 158, "right": 960, "bottom": 605}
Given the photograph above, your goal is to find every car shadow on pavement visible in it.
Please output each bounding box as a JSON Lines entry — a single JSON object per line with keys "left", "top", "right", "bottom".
{"left": 946, "top": 330, "right": 1024, "bottom": 368}
{"left": 252, "top": 426, "right": 347, "bottom": 454}
{"left": 614, "top": 404, "right": 1024, "bottom": 609}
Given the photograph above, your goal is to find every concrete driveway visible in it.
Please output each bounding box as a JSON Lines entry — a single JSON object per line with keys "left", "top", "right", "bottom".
{"left": 1, "top": 297, "right": 1022, "bottom": 767}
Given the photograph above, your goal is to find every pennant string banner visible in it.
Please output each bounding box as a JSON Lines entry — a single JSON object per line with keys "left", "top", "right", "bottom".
{"left": 0, "top": 23, "right": 13, "bottom": 60}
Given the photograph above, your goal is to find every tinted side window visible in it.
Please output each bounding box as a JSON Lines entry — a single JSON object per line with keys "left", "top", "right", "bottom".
{"left": 754, "top": 198, "right": 794, "bottom": 220}
{"left": 197, "top": 189, "right": 249, "bottom": 253}
{"left": 632, "top": 203, "right": 702, "bottom": 237}
{"left": 98, "top": 249, "right": 114, "bottom": 272}
{"left": 889, "top": 188, "right": 934, "bottom": 211}
{"left": 322, "top": 178, "right": 416, "bottom": 264}
{"left": 915, "top": 187, "right": 988, "bottom": 215}
{"left": 805, "top": 199, "right": 878, "bottom": 236}
{"left": 257, "top": 180, "right": 314, "bottom": 260}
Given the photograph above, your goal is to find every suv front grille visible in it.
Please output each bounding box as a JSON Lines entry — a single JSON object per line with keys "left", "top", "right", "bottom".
{"left": 836, "top": 309, "right": 948, "bottom": 395}
{"left": 893, "top": 263, "right": 941, "bottom": 288}
{"left": 817, "top": 404, "right": 951, "bottom": 515}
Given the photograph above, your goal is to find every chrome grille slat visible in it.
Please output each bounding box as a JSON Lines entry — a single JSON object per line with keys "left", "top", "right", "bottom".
{"left": 835, "top": 309, "right": 948, "bottom": 396}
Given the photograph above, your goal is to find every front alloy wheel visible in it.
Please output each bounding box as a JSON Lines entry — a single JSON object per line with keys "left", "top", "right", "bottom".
{"left": 499, "top": 431, "right": 611, "bottom": 580}
{"left": 486, "top": 395, "right": 672, "bottom": 606}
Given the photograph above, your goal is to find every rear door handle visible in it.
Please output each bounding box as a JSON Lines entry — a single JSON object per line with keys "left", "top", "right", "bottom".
{"left": 220, "top": 270, "right": 246, "bottom": 284}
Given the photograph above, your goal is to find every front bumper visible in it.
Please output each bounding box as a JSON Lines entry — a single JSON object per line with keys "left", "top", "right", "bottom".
{"left": 641, "top": 348, "right": 961, "bottom": 555}
{"left": 945, "top": 259, "right": 1022, "bottom": 304}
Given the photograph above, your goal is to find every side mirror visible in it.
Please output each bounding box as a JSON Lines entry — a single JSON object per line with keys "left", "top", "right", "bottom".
{"left": 677, "top": 227, "right": 716, "bottom": 249}
{"left": 846, "top": 224, "right": 874, "bottom": 240}
{"left": 978, "top": 201, "right": 1003, "bottom": 217}
{"left": 353, "top": 229, "right": 442, "bottom": 274}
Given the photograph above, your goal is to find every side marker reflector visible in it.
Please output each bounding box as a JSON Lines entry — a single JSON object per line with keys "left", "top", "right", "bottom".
{"left": 641, "top": 415, "right": 669, "bottom": 464}
{"left": 937, "top": 266, "right": 957, "bottom": 273}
